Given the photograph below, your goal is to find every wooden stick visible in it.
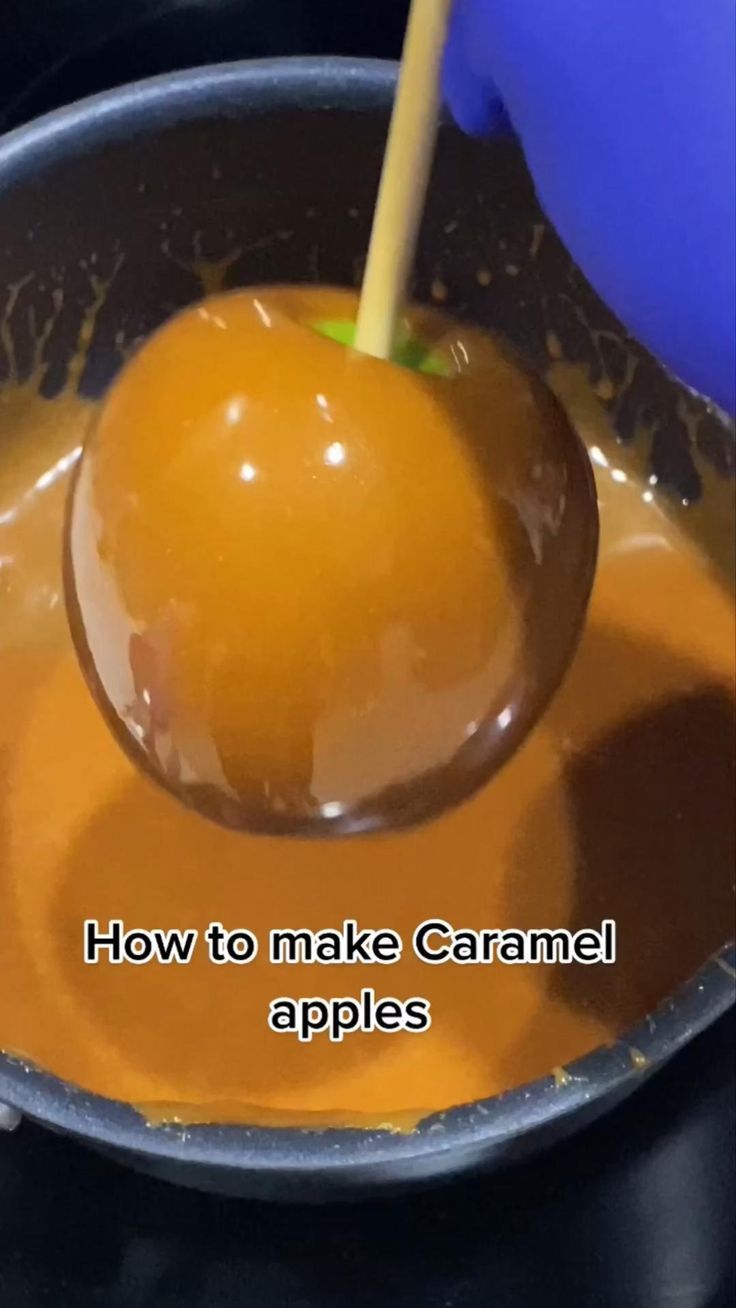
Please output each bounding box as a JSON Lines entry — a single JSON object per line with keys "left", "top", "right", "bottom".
{"left": 354, "top": 0, "right": 452, "bottom": 360}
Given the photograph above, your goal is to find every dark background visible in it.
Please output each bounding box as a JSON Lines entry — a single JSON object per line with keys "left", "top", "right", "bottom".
{"left": 0, "top": 0, "right": 410, "bottom": 133}
{"left": 0, "top": 3, "right": 734, "bottom": 1304}
{"left": 0, "top": 1016, "right": 732, "bottom": 1307}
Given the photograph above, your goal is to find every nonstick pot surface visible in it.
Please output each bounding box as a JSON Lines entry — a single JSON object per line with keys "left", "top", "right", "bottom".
{"left": 0, "top": 59, "right": 733, "bottom": 1200}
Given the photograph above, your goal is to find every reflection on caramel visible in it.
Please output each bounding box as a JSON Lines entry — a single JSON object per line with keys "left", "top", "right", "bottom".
{"left": 0, "top": 329, "right": 733, "bottom": 1131}
{"left": 66, "top": 286, "right": 596, "bottom": 836}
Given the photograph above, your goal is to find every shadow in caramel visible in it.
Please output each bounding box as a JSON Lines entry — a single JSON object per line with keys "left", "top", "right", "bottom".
{"left": 557, "top": 688, "right": 735, "bottom": 1020}
{"left": 4, "top": 646, "right": 587, "bottom": 1120}
{"left": 34, "top": 624, "right": 736, "bottom": 1120}
{"left": 0, "top": 616, "right": 732, "bottom": 1125}
{"left": 43, "top": 757, "right": 539, "bottom": 1108}
{"left": 503, "top": 628, "right": 735, "bottom": 1088}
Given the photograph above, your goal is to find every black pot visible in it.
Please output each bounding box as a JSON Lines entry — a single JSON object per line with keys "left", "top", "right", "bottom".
{"left": 0, "top": 58, "right": 733, "bottom": 1201}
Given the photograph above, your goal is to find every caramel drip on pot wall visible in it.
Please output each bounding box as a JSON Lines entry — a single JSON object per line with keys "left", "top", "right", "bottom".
{"left": 547, "top": 362, "right": 736, "bottom": 594}
{"left": 0, "top": 290, "right": 733, "bottom": 1131}
{"left": 0, "top": 262, "right": 122, "bottom": 650}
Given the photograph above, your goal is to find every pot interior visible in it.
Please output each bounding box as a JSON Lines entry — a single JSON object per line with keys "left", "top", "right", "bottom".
{"left": 0, "top": 65, "right": 733, "bottom": 1184}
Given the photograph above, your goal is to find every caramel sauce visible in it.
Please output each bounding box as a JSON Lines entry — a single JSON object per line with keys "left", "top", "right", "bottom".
{"left": 0, "top": 299, "right": 733, "bottom": 1131}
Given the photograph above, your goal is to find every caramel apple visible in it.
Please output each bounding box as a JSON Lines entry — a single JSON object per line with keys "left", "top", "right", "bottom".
{"left": 65, "top": 285, "right": 597, "bottom": 834}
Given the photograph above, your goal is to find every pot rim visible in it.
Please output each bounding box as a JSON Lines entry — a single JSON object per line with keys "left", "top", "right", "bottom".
{"left": 0, "top": 55, "right": 399, "bottom": 179}
{"left": 0, "top": 57, "right": 733, "bottom": 1176}
{"left": 1, "top": 944, "right": 733, "bottom": 1173}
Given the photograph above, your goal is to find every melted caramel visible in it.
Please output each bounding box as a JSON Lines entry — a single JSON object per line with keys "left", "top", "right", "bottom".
{"left": 0, "top": 319, "right": 733, "bottom": 1131}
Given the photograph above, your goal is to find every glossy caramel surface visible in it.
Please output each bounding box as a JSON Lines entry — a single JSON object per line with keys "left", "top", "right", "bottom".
{"left": 66, "top": 287, "right": 597, "bottom": 834}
